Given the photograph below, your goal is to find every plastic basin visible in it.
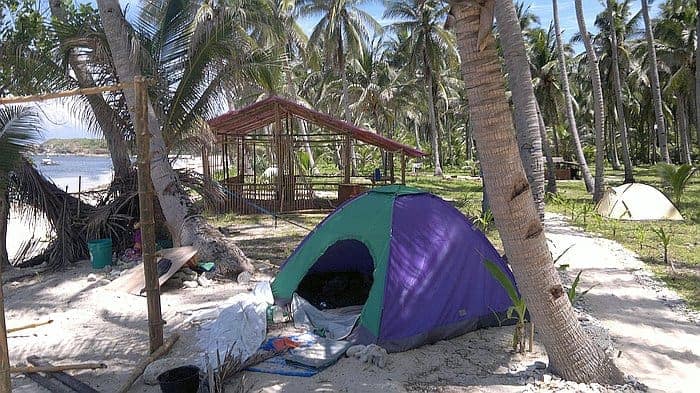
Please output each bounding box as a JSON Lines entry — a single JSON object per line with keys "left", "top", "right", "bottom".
{"left": 87, "top": 238, "right": 112, "bottom": 269}
{"left": 157, "top": 365, "right": 200, "bottom": 393}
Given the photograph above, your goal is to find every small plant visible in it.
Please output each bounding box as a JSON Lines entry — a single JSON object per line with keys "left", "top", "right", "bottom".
{"left": 553, "top": 244, "right": 574, "bottom": 271}
{"left": 472, "top": 208, "right": 494, "bottom": 232}
{"left": 483, "top": 259, "right": 529, "bottom": 353}
{"left": 575, "top": 203, "right": 594, "bottom": 228}
{"left": 656, "top": 163, "right": 697, "bottom": 208}
{"left": 567, "top": 271, "right": 597, "bottom": 304}
{"left": 651, "top": 226, "right": 675, "bottom": 274}
{"left": 635, "top": 227, "right": 647, "bottom": 252}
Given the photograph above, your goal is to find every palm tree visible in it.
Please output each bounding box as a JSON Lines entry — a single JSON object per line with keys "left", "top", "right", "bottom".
{"left": 297, "top": 0, "right": 380, "bottom": 123}
{"left": 450, "top": 0, "right": 623, "bottom": 383}
{"left": 385, "top": 0, "right": 458, "bottom": 177}
{"left": 606, "top": 0, "right": 635, "bottom": 182}
{"left": 0, "top": 107, "right": 40, "bottom": 267}
{"left": 0, "top": 106, "right": 40, "bottom": 391}
{"left": 655, "top": 0, "right": 696, "bottom": 163}
{"left": 47, "top": 1, "right": 133, "bottom": 183}
{"left": 95, "top": 0, "right": 287, "bottom": 275}
{"left": 641, "top": 0, "right": 670, "bottom": 163}
{"left": 552, "top": 0, "right": 594, "bottom": 192}
{"left": 493, "top": 0, "right": 546, "bottom": 219}
{"left": 574, "top": 0, "right": 606, "bottom": 201}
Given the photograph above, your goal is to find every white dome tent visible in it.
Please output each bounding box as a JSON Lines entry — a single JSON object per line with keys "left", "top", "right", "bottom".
{"left": 596, "top": 183, "right": 683, "bottom": 221}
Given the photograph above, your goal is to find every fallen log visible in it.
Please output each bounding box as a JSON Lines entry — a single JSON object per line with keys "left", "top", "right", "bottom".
{"left": 117, "top": 333, "right": 180, "bottom": 393}
{"left": 26, "top": 356, "right": 100, "bottom": 393}
{"left": 11, "top": 362, "right": 106, "bottom": 374}
{"left": 7, "top": 319, "right": 54, "bottom": 334}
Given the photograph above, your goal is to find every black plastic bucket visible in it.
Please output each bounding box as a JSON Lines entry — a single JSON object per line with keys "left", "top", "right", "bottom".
{"left": 157, "top": 365, "right": 200, "bottom": 393}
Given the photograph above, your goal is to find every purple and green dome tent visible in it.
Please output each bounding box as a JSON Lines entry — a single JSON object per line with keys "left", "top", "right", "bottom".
{"left": 271, "top": 185, "right": 518, "bottom": 352}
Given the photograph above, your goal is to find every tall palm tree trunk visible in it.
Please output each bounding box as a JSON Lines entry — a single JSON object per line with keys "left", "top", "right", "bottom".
{"left": 575, "top": 0, "right": 606, "bottom": 201}
{"left": 285, "top": 51, "right": 316, "bottom": 174}
{"left": 608, "top": 116, "right": 622, "bottom": 169}
{"left": 536, "top": 102, "right": 557, "bottom": 194}
{"left": 424, "top": 57, "right": 443, "bottom": 177}
{"left": 452, "top": 0, "right": 623, "bottom": 383}
{"left": 414, "top": 120, "right": 423, "bottom": 151}
{"left": 96, "top": 0, "right": 252, "bottom": 275}
{"left": 0, "top": 183, "right": 8, "bottom": 268}
{"left": 552, "top": 0, "right": 594, "bottom": 192}
{"left": 494, "top": 0, "right": 545, "bottom": 219}
{"left": 607, "top": 0, "right": 634, "bottom": 183}
{"left": 678, "top": 95, "right": 692, "bottom": 164}
{"left": 49, "top": 1, "right": 132, "bottom": 183}
{"left": 696, "top": 0, "right": 700, "bottom": 147}
{"left": 642, "top": 0, "right": 670, "bottom": 163}
{"left": 337, "top": 33, "right": 358, "bottom": 176}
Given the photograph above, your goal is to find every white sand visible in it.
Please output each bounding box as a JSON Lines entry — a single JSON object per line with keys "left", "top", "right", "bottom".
{"left": 3, "top": 214, "right": 697, "bottom": 392}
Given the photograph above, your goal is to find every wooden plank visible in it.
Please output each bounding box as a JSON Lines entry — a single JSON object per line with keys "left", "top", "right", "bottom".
{"left": 26, "top": 357, "right": 99, "bottom": 393}
{"left": 24, "top": 372, "right": 75, "bottom": 393}
{"left": 105, "top": 246, "right": 198, "bottom": 295}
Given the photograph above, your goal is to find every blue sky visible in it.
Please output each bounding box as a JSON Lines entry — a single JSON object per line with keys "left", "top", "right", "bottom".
{"left": 45, "top": 0, "right": 660, "bottom": 140}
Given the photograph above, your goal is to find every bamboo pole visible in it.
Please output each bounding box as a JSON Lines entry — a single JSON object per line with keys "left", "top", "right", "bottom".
{"left": 0, "top": 83, "right": 132, "bottom": 105}
{"left": 117, "top": 333, "right": 180, "bottom": 393}
{"left": 7, "top": 319, "right": 53, "bottom": 333}
{"left": 77, "top": 176, "right": 82, "bottom": 217}
{"left": 134, "top": 76, "right": 164, "bottom": 353}
{"left": 11, "top": 362, "right": 107, "bottom": 374}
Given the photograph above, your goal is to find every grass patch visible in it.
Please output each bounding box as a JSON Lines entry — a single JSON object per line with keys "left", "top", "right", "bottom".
{"left": 546, "top": 166, "right": 699, "bottom": 310}
{"left": 209, "top": 166, "right": 698, "bottom": 309}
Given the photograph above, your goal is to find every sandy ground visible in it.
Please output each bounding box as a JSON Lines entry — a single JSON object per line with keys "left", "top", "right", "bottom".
{"left": 2, "top": 214, "right": 697, "bottom": 392}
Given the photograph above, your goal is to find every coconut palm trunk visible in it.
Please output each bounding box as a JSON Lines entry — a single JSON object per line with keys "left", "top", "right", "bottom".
{"left": 424, "top": 58, "right": 443, "bottom": 177}
{"left": 285, "top": 50, "right": 316, "bottom": 174}
{"left": 536, "top": 102, "right": 557, "bottom": 194}
{"left": 574, "top": 0, "right": 606, "bottom": 201}
{"left": 337, "top": 33, "right": 359, "bottom": 176}
{"left": 552, "top": 0, "right": 594, "bottom": 192}
{"left": 606, "top": 0, "right": 634, "bottom": 183}
{"left": 0, "top": 183, "right": 8, "bottom": 268}
{"left": 642, "top": 0, "right": 670, "bottom": 163}
{"left": 678, "top": 95, "right": 692, "bottom": 164}
{"left": 96, "top": 0, "right": 252, "bottom": 275}
{"left": 49, "top": 1, "right": 132, "bottom": 183}
{"left": 451, "top": 0, "right": 623, "bottom": 383}
{"left": 696, "top": 0, "right": 700, "bottom": 147}
{"left": 493, "top": 0, "right": 545, "bottom": 219}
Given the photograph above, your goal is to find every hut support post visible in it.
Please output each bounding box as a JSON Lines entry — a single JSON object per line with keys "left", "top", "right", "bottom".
{"left": 401, "top": 152, "right": 406, "bottom": 185}
{"left": 274, "top": 104, "right": 284, "bottom": 212}
{"left": 134, "top": 76, "right": 164, "bottom": 353}
{"left": 343, "top": 135, "right": 351, "bottom": 184}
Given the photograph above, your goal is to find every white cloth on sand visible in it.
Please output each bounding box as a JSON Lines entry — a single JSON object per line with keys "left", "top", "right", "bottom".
{"left": 195, "top": 281, "right": 273, "bottom": 366}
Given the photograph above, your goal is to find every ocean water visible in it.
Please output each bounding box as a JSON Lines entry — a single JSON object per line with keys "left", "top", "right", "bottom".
{"left": 30, "top": 154, "right": 114, "bottom": 192}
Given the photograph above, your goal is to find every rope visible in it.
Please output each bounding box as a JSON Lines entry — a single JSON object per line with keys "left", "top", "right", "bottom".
{"left": 217, "top": 185, "right": 313, "bottom": 231}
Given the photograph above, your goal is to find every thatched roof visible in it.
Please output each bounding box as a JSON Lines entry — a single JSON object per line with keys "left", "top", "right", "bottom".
{"left": 208, "top": 96, "right": 426, "bottom": 158}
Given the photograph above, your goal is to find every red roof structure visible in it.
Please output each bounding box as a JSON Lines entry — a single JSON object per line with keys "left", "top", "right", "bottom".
{"left": 208, "top": 95, "right": 426, "bottom": 158}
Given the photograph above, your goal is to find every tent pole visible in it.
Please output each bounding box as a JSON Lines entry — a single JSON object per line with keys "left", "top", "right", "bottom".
{"left": 134, "top": 76, "right": 164, "bottom": 353}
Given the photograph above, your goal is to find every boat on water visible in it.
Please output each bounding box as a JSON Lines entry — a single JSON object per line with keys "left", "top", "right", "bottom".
{"left": 41, "top": 157, "right": 59, "bottom": 166}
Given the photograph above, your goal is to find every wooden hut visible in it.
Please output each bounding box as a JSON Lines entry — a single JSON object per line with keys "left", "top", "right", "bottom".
{"left": 206, "top": 96, "right": 426, "bottom": 214}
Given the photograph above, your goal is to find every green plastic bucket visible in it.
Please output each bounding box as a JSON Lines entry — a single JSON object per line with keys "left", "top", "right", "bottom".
{"left": 87, "top": 238, "right": 113, "bottom": 269}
